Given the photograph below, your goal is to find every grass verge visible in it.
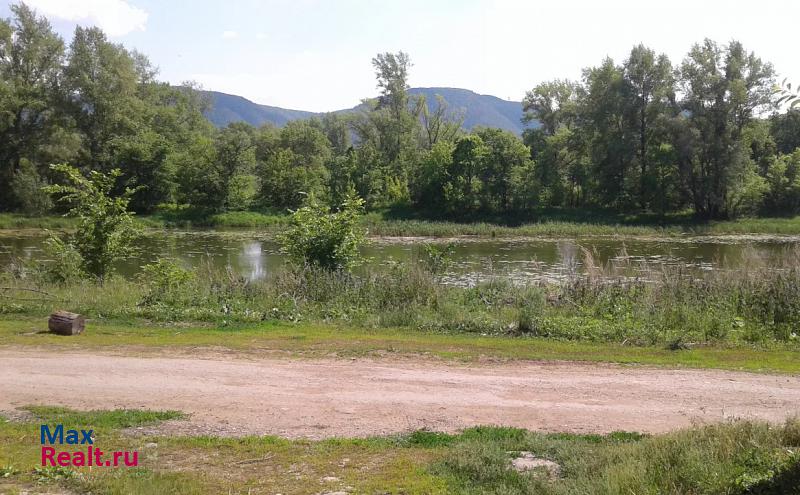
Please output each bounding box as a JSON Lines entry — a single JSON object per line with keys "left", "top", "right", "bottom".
{"left": 5, "top": 211, "right": 800, "bottom": 236}
{"left": 1, "top": 317, "right": 798, "bottom": 373}
{"left": 0, "top": 406, "right": 798, "bottom": 494}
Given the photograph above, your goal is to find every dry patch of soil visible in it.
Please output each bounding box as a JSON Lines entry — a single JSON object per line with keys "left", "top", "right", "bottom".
{"left": 1, "top": 348, "right": 798, "bottom": 438}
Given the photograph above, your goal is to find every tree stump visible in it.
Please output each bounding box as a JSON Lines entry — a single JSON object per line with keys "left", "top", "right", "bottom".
{"left": 48, "top": 311, "right": 85, "bottom": 336}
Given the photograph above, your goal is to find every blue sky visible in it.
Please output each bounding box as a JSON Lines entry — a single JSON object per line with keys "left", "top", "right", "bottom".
{"left": 3, "top": 0, "right": 799, "bottom": 112}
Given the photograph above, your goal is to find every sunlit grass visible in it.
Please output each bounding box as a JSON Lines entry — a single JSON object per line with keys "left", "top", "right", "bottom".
{"left": 5, "top": 211, "right": 800, "bottom": 236}
{"left": 1, "top": 318, "right": 798, "bottom": 373}
{"left": 1, "top": 407, "right": 798, "bottom": 494}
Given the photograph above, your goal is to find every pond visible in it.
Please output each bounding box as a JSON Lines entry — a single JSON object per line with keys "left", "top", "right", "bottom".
{"left": 1, "top": 231, "right": 798, "bottom": 286}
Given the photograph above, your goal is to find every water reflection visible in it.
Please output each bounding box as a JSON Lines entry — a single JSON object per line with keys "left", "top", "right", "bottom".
{"left": 0, "top": 232, "right": 798, "bottom": 287}
{"left": 240, "top": 242, "right": 265, "bottom": 280}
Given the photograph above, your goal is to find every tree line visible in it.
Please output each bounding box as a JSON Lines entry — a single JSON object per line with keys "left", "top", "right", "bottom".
{"left": 2, "top": 3, "right": 799, "bottom": 220}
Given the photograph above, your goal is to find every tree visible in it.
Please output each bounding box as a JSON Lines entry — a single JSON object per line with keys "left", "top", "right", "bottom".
{"left": 623, "top": 45, "right": 675, "bottom": 208}
{"left": 419, "top": 94, "right": 463, "bottom": 149}
{"left": 476, "top": 128, "right": 531, "bottom": 212}
{"left": 764, "top": 149, "right": 800, "bottom": 213}
{"left": 412, "top": 140, "right": 454, "bottom": 209}
{"left": 44, "top": 164, "right": 140, "bottom": 281}
{"left": 257, "top": 120, "right": 331, "bottom": 209}
{"left": 582, "top": 57, "right": 634, "bottom": 208}
{"left": 522, "top": 80, "right": 587, "bottom": 208}
{"left": 215, "top": 122, "right": 256, "bottom": 209}
{"left": 445, "top": 134, "right": 487, "bottom": 212}
{"left": 373, "top": 52, "right": 411, "bottom": 121}
{"left": 11, "top": 158, "right": 52, "bottom": 214}
{"left": 522, "top": 80, "right": 579, "bottom": 135}
{"left": 173, "top": 134, "right": 223, "bottom": 209}
{"left": 373, "top": 52, "right": 421, "bottom": 164}
{"left": 64, "top": 26, "right": 141, "bottom": 171}
{"left": 678, "top": 39, "right": 775, "bottom": 218}
{"left": 318, "top": 113, "right": 351, "bottom": 155}
{"left": 0, "top": 4, "right": 66, "bottom": 209}
{"left": 770, "top": 109, "right": 800, "bottom": 154}
{"left": 278, "top": 195, "right": 366, "bottom": 270}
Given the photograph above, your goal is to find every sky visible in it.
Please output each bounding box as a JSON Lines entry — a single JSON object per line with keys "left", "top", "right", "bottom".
{"left": 2, "top": 0, "right": 799, "bottom": 112}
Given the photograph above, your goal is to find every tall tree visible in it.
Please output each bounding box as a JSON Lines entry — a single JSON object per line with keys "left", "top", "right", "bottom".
{"left": 623, "top": 45, "right": 675, "bottom": 208}
{"left": 0, "top": 3, "right": 66, "bottom": 209}
{"left": 64, "top": 26, "right": 141, "bottom": 171}
{"left": 581, "top": 58, "right": 634, "bottom": 207}
{"left": 522, "top": 80, "right": 579, "bottom": 136}
{"left": 678, "top": 39, "right": 775, "bottom": 217}
{"left": 445, "top": 134, "right": 487, "bottom": 212}
{"left": 370, "top": 51, "right": 419, "bottom": 165}
{"left": 522, "top": 80, "right": 585, "bottom": 207}
{"left": 419, "top": 94, "right": 463, "bottom": 149}
{"left": 476, "top": 127, "right": 531, "bottom": 212}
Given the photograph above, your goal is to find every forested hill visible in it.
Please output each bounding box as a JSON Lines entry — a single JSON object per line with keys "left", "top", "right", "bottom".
{"left": 409, "top": 88, "right": 529, "bottom": 133}
{"left": 202, "top": 91, "right": 316, "bottom": 128}
{"left": 203, "top": 87, "right": 530, "bottom": 133}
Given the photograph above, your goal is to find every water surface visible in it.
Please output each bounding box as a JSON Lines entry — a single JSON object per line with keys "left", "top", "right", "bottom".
{"left": 1, "top": 231, "right": 796, "bottom": 286}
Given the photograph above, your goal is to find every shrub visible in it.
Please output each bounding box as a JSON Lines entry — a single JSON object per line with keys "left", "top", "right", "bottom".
{"left": 44, "top": 164, "right": 141, "bottom": 281}
{"left": 515, "top": 287, "right": 547, "bottom": 335}
{"left": 38, "top": 236, "right": 85, "bottom": 284}
{"left": 278, "top": 195, "right": 366, "bottom": 270}
{"left": 419, "top": 242, "right": 456, "bottom": 274}
{"left": 138, "top": 258, "right": 196, "bottom": 307}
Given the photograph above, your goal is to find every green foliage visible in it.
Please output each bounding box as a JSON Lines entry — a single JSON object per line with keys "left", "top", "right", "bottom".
{"left": 278, "top": 196, "right": 366, "bottom": 270}
{"left": 0, "top": 7, "right": 797, "bottom": 223}
{"left": 33, "top": 466, "right": 78, "bottom": 484}
{"left": 774, "top": 78, "right": 800, "bottom": 109}
{"left": 38, "top": 235, "right": 84, "bottom": 284}
{"left": 256, "top": 120, "right": 331, "bottom": 209}
{"left": 10, "top": 159, "right": 52, "bottom": 215}
{"left": 0, "top": 464, "right": 19, "bottom": 478}
{"left": 44, "top": 164, "right": 140, "bottom": 280}
{"left": 0, "top": 4, "right": 66, "bottom": 211}
{"left": 419, "top": 242, "right": 456, "bottom": 275}
{"left": 138, "top": 258, "right": 196, "bottom": 307}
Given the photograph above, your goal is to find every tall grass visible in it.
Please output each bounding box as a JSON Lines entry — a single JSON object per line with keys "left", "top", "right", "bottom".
{"left": 6, "top": 211, "right": 800, "bottom": 236}
{"left": 3, "top": 247, "right": 800, "bottom": 347}
{"left": 437, "top": 419, "right": 800, "bottom": 494}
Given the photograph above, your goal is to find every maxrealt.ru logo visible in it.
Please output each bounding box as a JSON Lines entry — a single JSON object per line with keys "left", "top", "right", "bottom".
{"left": 40, "top": 425, "right": 138, "bottom": 467}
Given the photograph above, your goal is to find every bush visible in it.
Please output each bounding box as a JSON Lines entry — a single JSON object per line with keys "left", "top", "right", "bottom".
{"left": 419, "top": 242, "right": 456, "bottom": 274}
{"left": 44, "top": 164, "right": 141, "bottom": 281}
{"left": 38, "top": 236, "right": 85, "bottom": 284}
{"left": 278, "top": 195, "right": 366, "bottom": 270}
{"left": 515, "top": 287, "right": 547, "bottom": 335}
{"left": 138, "top": 258, "right": 196, "bottom": 307}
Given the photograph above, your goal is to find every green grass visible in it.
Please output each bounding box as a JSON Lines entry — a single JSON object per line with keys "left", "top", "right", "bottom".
{"left": 1, "top": 406, "right": 798, "bottom": 494}
{"left": 22, "top": 406, "right": 185, "bottom": 430}
{"left": 0, "top": 213, "right": 79, "bottom": 230}
{"left": 5, "top": 210, "right": 800, "bottom": 236}
{"left": 4, "top": 258, "right": 800, "bottom": 349}
{"left": 1, "top": 317, "right": 798, "bottom": 373}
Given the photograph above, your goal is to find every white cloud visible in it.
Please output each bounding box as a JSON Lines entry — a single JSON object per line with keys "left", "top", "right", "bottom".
{"left": 222, "top": 30, "right": 239, "bottom": 40}
{"left": 26, "top": 0, "right": 148, "bottom": 37}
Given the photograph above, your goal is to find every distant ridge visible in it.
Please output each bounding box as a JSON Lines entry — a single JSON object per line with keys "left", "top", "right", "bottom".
{"left": 203, "top": 91, "right": 316, "bottom": 128}
{"left": 202, "top": 87, "right": 533, "bottom": 134}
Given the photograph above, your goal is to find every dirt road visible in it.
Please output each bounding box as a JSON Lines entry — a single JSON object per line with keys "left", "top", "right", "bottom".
{"left": 1, "top": 348, "right": 798, "bottom": 438}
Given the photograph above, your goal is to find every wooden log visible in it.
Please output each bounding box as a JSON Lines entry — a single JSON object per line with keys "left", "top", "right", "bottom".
{"left": 48, "top": 310, "right": 85, "bottom": 336}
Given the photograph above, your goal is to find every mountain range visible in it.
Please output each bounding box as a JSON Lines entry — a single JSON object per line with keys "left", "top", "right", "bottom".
{"left": 202, "top": 87, "right": 532, "bottom": 134}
